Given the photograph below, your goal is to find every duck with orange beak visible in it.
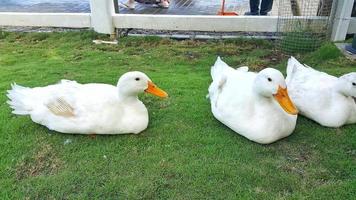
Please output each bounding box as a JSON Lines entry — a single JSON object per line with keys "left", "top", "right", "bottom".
{"left": 7, "top": 71, "right": 168, "bottom": 135}
{"left": 208, "top": 57, "right": 298, "bottom": 144}
{"left": 286, "top": 56, "right": 356, "bottom": 127}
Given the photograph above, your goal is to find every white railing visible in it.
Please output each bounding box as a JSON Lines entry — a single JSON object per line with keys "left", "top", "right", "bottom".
{"left": 331, "top": 0, "right": 355, "bottom": 41}
{"left": 0, "top": 12, "right": 90, "bottom": 28}
{"left": 113, "top": 15, "right": 279, "bottom": 32}
{"left": 0, "top": 0, "right": 355, "bottom": 41}
{"left": 348, "top": 17, "right": 356, "bottom": 34}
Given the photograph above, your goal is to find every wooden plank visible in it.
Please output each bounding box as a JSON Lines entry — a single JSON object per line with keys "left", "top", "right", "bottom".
{"left": 0, "top": 12, "right": 90, "bottom": 28}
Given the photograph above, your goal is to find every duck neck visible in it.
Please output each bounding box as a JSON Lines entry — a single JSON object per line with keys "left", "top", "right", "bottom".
{"left": 255, "top": 93, "right": 273, "bottom": 105}
{"left": 253, "top": 91, "right": 273, "bottom": 107}
{"left": 333, "top": 81, "right": 349, "bottom": 98}
{"left": 117, "top": 87, "right": 140, "bottom": 103}
{"left": 252, "top": 91, "right": 283, "bottom": 115}
{"left": 119, "top": 95, "right": 139, "bottom": 103}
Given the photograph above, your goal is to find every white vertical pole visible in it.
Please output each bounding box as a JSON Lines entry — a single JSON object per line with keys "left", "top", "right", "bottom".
{"left": 89, "top": 0, "right": 115, "bottom": 34}
{"left": 331, "top": 0, "right": 354, "bottom": 41}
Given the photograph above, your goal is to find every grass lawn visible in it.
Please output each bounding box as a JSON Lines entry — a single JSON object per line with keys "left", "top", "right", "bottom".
{"left": 0, "top": 31, "right": 355, "bottom": 199}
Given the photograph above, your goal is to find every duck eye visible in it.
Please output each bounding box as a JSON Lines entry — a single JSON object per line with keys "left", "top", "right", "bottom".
{"left": 268, "top": 78, "right": 272, "bottom": 82}
{"left": 135, "top": 77, "right": 140, "bottom": 81}
{"left": 352, "top": 82, "right": 356, "bottom": 86}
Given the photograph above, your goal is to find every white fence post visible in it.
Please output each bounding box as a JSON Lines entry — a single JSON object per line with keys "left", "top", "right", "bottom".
{"left": 89, "top": 0, "right": 115, "bottom": 34}
{"left": 331, "top": 0, "right": 354, "bottom": 41}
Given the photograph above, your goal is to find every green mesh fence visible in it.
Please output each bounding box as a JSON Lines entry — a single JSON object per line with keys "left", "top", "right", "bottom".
{"left": 277, "top": 0, "right": 335, "bottom": 54}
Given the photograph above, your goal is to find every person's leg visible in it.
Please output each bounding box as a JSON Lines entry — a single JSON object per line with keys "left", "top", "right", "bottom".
{"left": 245, "top": 0, "right": 260, "bottom": 15}
{"left": 123, "top": 0, "right": 135, "bottom": 9}
{"left": 260, "top": 0, "right": 273, "bottom": 15}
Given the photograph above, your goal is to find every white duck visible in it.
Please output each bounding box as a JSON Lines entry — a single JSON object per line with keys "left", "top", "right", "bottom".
{"left": 7, "top": 71, "right": 168, "bottom": 134}
{"left": 208, "top": 57, "right": 298, "bottom": 144}
{"left": 286, "top": 57, "right": 356, "bottom": 127}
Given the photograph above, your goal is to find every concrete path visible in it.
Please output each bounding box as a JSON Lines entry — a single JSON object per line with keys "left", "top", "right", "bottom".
{"left": 0, "top": 0, "right": 327, "bottom": 17}
{"left": 0, "top": 0, "right": 280, "bottom": 16}
{"left": 118, "top": 0, "right": 280, "bottom": 16}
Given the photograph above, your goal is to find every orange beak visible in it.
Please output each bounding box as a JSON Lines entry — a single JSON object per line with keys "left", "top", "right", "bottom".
{"left": 145, "top": 81, "right": 168, "bottom": 98}
{"left": 273, "top": 86, "right": 298, "bottom": 115}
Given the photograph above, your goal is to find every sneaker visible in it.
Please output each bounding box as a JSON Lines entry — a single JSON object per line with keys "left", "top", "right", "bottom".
{"left": 119, "top": 0, "right": 135, "bottom": 9}
{"left": 158, "top": 0, "right": 169, "bottom": 8}
{"left": 244, "top": 11, "right": 259, "bottom": 16}
{"left": 260, "top": 12, "right": 270, "bottom": 16}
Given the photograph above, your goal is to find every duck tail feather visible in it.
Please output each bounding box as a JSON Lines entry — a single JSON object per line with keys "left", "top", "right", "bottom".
{"left": 209, "top": 57, "right": 230, "bottom": 103}
{"left": 211, "top": 56, "right": 232, "bottom": 82}
{"left": 286, "top": 56, "right": 303, "bottom": 84}
{"left": 7, "top": 83, "right": 33, "bottom": 115}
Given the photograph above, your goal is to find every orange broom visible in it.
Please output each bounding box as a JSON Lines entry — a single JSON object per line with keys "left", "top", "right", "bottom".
{"left": 218, "top": 0, "right": 238, "bottom": 16}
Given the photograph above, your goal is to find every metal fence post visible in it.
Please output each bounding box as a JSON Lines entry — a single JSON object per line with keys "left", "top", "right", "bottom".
{"left": 331, "top": 0, "right": 354, "bottom": 41}
{"left": 89, "top": 0, "right": 115, "bottom": 34}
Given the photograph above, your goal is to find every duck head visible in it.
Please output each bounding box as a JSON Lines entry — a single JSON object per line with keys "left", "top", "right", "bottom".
{"left": 336, "top": 72, "right": 356, "bottom": 103}
{"left": 117, "top": 71, "right": 168, "bottom": 98}
{"left": 253, "top": 68, "right": 298, "bottom": 115}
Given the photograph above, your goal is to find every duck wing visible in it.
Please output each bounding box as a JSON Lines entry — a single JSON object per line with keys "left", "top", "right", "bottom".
{"left": 286, "top": 56, "right": 335, "bottom": 90}
{"left": 7, "top": 80, "right": 121, "bottom": 133}
{"left": 45, "top": 97, "right": 76, "bottom": 117}
{"left": 286, "top": 57, "right": 337, "bottom": 116}
{"left": 208, "top": 57, "right": 246, "bottom": 103}
{"left": 7, "top": 80, "right": 80, "bottom": 116}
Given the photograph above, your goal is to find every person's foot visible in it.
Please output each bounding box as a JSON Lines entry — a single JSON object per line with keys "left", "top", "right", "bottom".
{"left": 120, "top": 0, "right": 135, "bottom": 9}
{"left": 158, "top": 0, "right": 169, "bottom": 8}
{"left": 260, "top": 12, "right": 270, "bottom": 16}
{"left": 244, "top": 11, "right": 259, "bottom": 16}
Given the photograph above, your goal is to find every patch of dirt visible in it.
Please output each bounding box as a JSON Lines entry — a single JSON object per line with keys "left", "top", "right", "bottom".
{"left": 275, "top": 143, "right": 314, "bottom": 178}
{"left": 16, "top": 144, "right": 63, "bottom": 180}
{"left": 184, "top": 51, "right": 201, "bottom": 60}
{"left": 69, "top": 52, "right": 84, "bottom": 62}
{"left": 215, "top": 46, "right": 240, "bottom": 56}
{"left": 180, "top": 39, "right": 205, "bottom": 47}
{"left": 94, "top": 44, "right": 121, "bottom": 52}
{"left": 263, "top": 50, "right": 288, "bottom": 65}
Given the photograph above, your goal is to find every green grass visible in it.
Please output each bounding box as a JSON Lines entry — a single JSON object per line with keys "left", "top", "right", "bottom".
{"left": 0, "top": 31, "right": 355, "bottom": 199}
